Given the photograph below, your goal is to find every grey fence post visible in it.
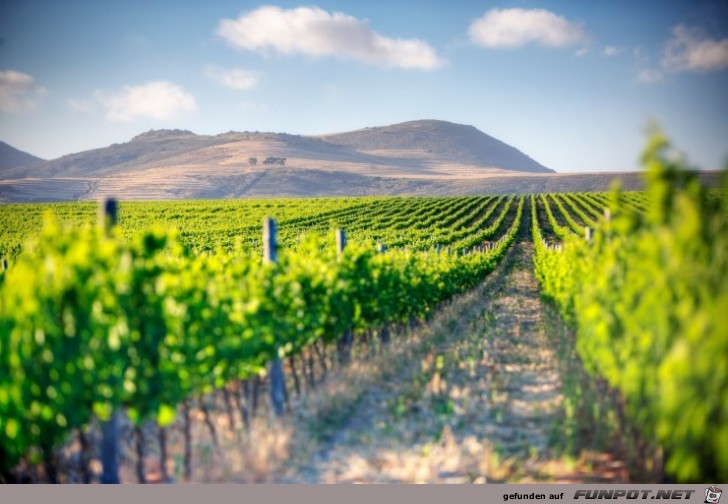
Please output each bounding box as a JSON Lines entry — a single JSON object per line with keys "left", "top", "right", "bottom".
{"left": 336, "top": 230, "right": 352, "bottom": 364}
{"left": 585, "top": 227, "right": 593, "bottom": 242}
{"left": 99, "top": 198, "right": 118, "bottom": 232}
{"left": 336, "top": 229, "right": 346, "bottom": 259}
{"left": 264, "top": 217, "right": 286, "bottom": 418}
{"left": 99, "top": 198, "right": 120, "bottom": 484}
{"left": 263, "top": 217, "right": 278, "bottom": 264}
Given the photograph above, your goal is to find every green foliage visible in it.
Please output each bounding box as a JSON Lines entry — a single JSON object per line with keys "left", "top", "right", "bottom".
{"left": 0, "top": 217, "right": 125, "bottom": 468}
{"left": 0, "top": 196, "right": 523, "bottom": 473}
{"left": 532, "top": 131, "right": 728, "bottom": 482}
{"left": 1, "top": 196, "right": 511, "bottom": 262}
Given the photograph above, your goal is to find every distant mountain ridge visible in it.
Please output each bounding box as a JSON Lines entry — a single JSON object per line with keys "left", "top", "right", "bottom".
{"left": 1, "top": 120, "right": 553, "bottom": 180}
{"left": 0, "top": 120, "right": 561, "bottom": 201}
{"left": 0, "top": 141, "right": 44, "bottom": 170}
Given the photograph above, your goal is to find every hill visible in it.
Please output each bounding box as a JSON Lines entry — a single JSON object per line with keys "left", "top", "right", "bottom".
{"left": 319, "top": 120, "right": 552, "bottom": 173}
{"left": 4, "top": 120, "right": 718, "bottom": 202}
{"left": 0, "top": 142, "right": 44, "bottom": 171}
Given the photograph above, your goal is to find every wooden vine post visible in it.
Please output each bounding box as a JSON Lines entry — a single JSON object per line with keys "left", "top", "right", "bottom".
{"left": 99, "top": 198, "right": 120, "bottom": 484}
{"left": 336, "top": 230, "right": 353, "bottom": 365}
{"left": 585, "top": 226, "right": 593, "bottom": 242}
{"left": 264, "top": 217, "right": 286, "bottom": 418}
{"left": 336, "top": 229, "right": 347, "bottom": 256}
{"left": 376, "top": 243, "right": 390, "bottom": 345}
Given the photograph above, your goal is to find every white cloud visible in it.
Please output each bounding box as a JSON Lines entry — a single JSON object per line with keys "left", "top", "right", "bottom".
{"left": 0, "top": 70, "right": 47, "bottom": 113}
{"left": 604, "top": 46, "right": 619, "bottom": 57}
{"left": 574, "top": 47, "right": 589, "bottom": 57}
{"left": 204, "top": 65, "right": 260, "bottom": 90}
{"left": 661, "top": 25, "right": 728, "bottom": 72}
{"left": 468, "top": 8, "right": 587, "bottom": 49}
{"left": 217, "top": 5, "right": 443, "bottom": 70}
{"left": 96, "top": 81, "right": 197, "bottom": 122}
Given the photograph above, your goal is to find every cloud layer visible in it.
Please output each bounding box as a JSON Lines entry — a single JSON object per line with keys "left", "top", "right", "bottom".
{"left": 204, "top": 65, "right": 260, "bottom": 90}
{"left": 662, "top": 25, "right": 728, "bottom": 73}
{"left": 0, "top": 70, "right": 47, "bottom": 113}
{"left": 217, "top": 5, "right": 442, "bottom": 70}
{"left": 97, "top": 81, "right": 197, "bottom": 122}
{"left": 468, "top": 8, "right": 587, "bottom": 49}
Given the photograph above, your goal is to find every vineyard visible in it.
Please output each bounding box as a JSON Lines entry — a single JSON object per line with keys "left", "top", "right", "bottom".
{"left": 0, "top": 132, "right": 726, "bottom": 483}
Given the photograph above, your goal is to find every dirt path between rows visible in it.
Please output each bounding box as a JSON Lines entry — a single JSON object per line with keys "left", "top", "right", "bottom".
{"left": 268, "top": 209, "right": 629, "bottom": 483}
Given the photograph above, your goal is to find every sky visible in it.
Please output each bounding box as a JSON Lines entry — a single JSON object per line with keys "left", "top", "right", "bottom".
{"left": 0, "top": 0, "right": 727, "bottom": 173}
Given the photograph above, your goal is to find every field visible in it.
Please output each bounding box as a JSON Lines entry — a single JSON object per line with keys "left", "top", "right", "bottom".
{"left": 0, "top": 134, "right": 726, "bottom": 483}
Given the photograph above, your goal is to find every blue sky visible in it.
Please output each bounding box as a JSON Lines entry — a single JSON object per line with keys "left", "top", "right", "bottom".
{"left": 1, "top": 0, "right": 727, "bottom": 173}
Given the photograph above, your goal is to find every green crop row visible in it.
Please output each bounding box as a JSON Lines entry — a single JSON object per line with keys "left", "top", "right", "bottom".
{"left": 531, "top": 131, "right": 728, "bottom": 482}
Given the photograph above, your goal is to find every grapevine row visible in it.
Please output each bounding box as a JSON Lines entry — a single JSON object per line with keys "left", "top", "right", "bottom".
{"left": 530, "top": 133, "right": 728, "bottom": 482}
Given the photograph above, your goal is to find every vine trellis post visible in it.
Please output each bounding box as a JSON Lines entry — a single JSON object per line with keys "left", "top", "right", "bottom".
{"left": 99, "top": 198, "right": 120, "bottom": 484}
{"left": 264, "top": 217, "right": 286, "bottom": 418}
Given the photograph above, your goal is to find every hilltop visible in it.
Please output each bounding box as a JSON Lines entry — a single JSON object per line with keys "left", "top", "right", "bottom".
{"left": 319, "top": 120, "right": 551, "bottom": 173}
